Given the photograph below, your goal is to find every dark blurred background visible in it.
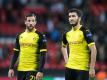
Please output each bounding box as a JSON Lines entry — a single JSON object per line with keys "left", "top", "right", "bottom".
{"left": 0, "top": 0, "right": 107, "bottom": 80}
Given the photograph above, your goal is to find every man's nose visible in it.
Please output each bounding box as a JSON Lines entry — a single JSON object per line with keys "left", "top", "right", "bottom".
{"left": 30, "top": 22, "right": 33, "bottom": 24}
{"left": 30, "top": 24, "right": 33, "bottom": 26}
{"left": 69, "top": 18, "right": 73, "bottom": 21}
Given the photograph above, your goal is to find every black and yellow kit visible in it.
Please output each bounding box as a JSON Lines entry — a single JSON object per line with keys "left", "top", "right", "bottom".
{"left": 10, "top": 29, "right": 47, "bottom": 72}
{"left": 62, "top": 25, "right": 95, "bottom": 71}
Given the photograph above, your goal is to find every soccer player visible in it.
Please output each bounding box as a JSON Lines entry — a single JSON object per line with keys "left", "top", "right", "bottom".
{"left": 61, "top": 9, "right": 97, "bottom": 80}
{"left": 8, "top": 13, "right": 47, "bottom": 80}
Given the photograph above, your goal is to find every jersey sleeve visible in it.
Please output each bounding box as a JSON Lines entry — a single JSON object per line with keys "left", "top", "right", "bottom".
{"left": 39, "top": 34, "right": 47, "bottom": 52}
{"left": 83, "top": 29, "right": 95, "bottom": 46}
{"left": 38, "top": 33, "right": 47, "bottom": 72}
{"left": 62, "top": 33, "right": 68, "bottom": 47}
{"left": 13, "top": 34, "right": 20, "bottom": 52}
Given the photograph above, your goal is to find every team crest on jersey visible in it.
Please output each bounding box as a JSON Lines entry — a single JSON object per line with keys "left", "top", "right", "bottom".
{"left": 20, "top": 36, "right": 23, "bottom": 38}
{"left": 33, "top": 37, "right": 36, "bottom": 40}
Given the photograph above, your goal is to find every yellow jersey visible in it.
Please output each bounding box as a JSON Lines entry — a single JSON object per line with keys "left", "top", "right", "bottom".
{"left": 14, "top": 29, "right": 47, "bottom": 71}
{"left": 62, "top": 26, "right": 95, "bottom": 71}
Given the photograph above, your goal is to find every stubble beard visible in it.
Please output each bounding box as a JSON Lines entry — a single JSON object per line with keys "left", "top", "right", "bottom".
{"left": 26, "top": 25, "right": 35, "bottom": 31}
{"left": 70, "top": 22, "right": 78, "bottom": 27}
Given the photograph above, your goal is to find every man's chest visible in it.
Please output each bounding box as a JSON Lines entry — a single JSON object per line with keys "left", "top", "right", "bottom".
{"left": 19, "top": 33, "right": 39, "bottom": 47}
{"left": 66, "top": 31, "right": 84, "bottom": 44}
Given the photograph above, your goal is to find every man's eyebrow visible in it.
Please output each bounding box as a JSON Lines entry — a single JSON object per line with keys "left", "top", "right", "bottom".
{"left": 69, "top": 14, "right": 75, "bottom": 16}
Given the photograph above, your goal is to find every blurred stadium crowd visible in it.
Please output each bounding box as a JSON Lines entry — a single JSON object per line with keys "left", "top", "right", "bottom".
{"left": 0, "top": 0, "right": 107, "bottom": 79}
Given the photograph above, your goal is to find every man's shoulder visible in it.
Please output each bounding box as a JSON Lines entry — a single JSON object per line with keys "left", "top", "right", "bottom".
{"left": 35, "top": 30, "right": 46, "bottom": 38}
{"left": 63, "top": 30, "right": 71, "bottom": 35}
{"left": 80, "top": 26, "right": 90, "bottom": 33}
{"left": 35, "top": 30, "right": 44, "bottom": 37}
{"left": 35, "top": 30, "right": 42, "bottom": 34}
{"left": 16, "top": 32, "right": 24, "bottom": 38}
{"left": 80, "top": 26, "right": 88, "bottom": 30}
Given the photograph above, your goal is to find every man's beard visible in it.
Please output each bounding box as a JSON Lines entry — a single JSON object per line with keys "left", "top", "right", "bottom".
{"left": 70, "top": 22, "right": 78, "bottom": 27}
{"left": 27, "top": 25, "right": 34, "bottom": 31}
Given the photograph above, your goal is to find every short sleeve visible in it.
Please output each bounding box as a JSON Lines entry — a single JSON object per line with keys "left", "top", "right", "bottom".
{"left": 13, "top": 34, "right": 20, "bottom": 52}
{"left": 62, "top": 33, "right": 68, "bottom": 47}
{"left": 82, "top": 29, "right": 95, "bottom": 46}
{"left": 39, "top": 34, "right": 47, "bottom": 52}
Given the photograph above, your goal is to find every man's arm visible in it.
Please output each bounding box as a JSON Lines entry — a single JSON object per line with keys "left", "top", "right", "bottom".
{"left": 9, "top": 51, "right": 19, "bottom": 69}
{"left": 36, "top": 51, "right": 46, "bottom": 80}
{"left": 8, "top": 34, "right": 20, "bottom": 78}
{"left": 38, "top": 34, "right": 47, "bottom": 72}
{"left": 89, "top": 44, "right": 97, "bottom": 69}
{"left": 8, "top": 51, "right": 19, "bottom": 78}
{"left": 81, "top": 27, "right": 97, "bottom": 77}
{"left": 89, "top": 44, "right": 97, "bottom": 77}
{"left": 9, "top": 34, "right": 20, "bottom": 69}
{"left": 61, "top": 32, "right": 68, "bottom": 64}
{"left": 61, "top": 46, "right": 68, "bottom": 64}
{"left": 38, "top": 51, "right": 46, "bottom": 72}
{"left": 36, "top": 34, "right": 47, "bottom": 80}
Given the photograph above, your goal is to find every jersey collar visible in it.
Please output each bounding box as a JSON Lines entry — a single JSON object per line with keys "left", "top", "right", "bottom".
{"left": 25, "top": 28, "right": 36, "bottom": 33}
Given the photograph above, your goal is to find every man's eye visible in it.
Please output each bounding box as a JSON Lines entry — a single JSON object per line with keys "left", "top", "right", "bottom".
{"left": 32, "top": 20, "right": 34, "bottom": 22}
{"left": 28, "top": 20, "right": 31, "bottom": 22}
{"left": 72, "top": 15, "right": 76, "bottom": 17}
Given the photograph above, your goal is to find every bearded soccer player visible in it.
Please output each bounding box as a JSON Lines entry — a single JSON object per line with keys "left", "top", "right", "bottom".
{"left": 61, "top": 9, "right": 97, "bottom": 80}
{"left": 8, "top": 13, "right": 47, "bottom": 80}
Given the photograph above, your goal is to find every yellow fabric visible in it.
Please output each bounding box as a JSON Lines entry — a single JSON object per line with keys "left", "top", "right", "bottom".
{"left": 63, "top": 26, "right": 94, "bottom": 71}
{"left": 15, "top": 29, "right": 45, "bottom": 71}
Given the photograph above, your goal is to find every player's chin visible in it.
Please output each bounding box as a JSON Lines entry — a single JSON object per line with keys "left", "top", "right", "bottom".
{"left": 70, "top": 23, "right": 75, "bottom": 25}
{"left": 29, "top": 26, "right": 34, "bottom": 29}
{"left": 69, "top": 21, "right": 74, "bottom": 24}
{"left": 28, "top": 27, "right": 34, "bottom": 31}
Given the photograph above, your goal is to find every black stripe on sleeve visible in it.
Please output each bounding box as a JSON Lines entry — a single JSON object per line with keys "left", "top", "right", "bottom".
{"left": 62, "top": 33, "right": 68, "bottom": 45}
{"left": 14, "top": 34, "right": 20, "bottom": 51}
{"left": 80, "top": 27, "right": 94, "bottom": 44}
{"left": 36, "top": 31, "right": 47, "bottom": 51}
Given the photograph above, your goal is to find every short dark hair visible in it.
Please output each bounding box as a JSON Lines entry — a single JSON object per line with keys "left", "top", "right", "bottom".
{"left": 25, "top": 12, "right": 36, "bottom": 20}
{"left": 68, "top": 9, "right": 83, "bottom": 17}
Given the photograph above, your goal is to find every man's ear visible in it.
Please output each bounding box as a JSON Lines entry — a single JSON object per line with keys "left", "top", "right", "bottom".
{"left": 35, "top": 21, "right": 37, "bottom": 25}
{"left": 25, "top": 20, "right": 27, "bottom": 25}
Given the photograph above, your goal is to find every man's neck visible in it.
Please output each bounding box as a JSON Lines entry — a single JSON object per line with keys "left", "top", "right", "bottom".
{"left": 73, "top": 23, "right": 81, "bottom": 30}
{"left": 26, "top": 28, "right": 36, "bottom": 32}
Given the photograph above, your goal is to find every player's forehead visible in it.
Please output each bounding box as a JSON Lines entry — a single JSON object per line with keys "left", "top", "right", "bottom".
{"left": 69, "top": 12, "right": 78, "bottom": 16}
{"left": 26, "top": 16, "right": 36, "bottom": 20}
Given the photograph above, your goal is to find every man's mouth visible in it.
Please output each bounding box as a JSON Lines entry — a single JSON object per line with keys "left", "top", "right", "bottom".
{"left": 29, "top": 25, "right": 33, "bottom": 27}
{"left": 70, "top": 21, "right": 75, "bottom": 24}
